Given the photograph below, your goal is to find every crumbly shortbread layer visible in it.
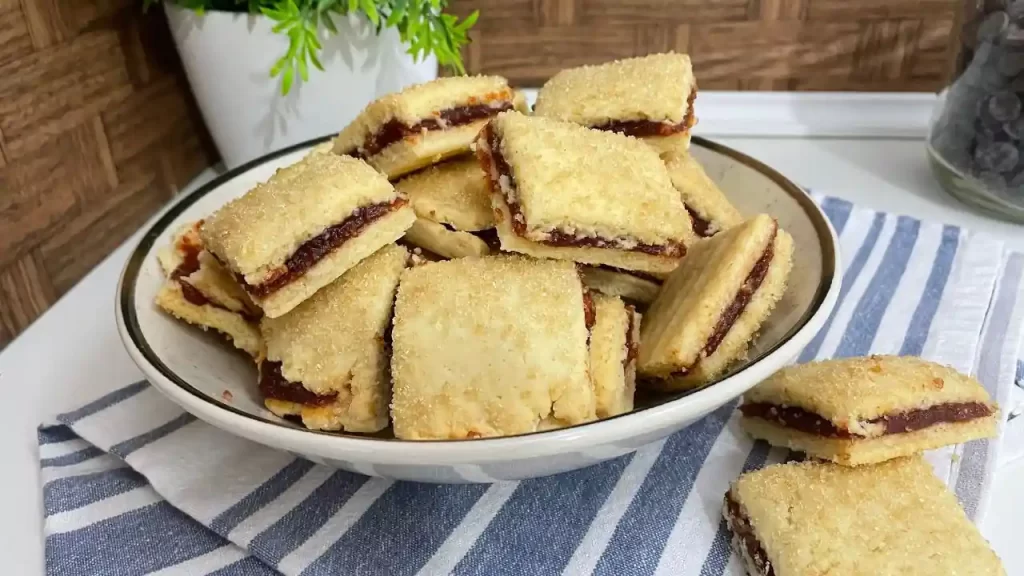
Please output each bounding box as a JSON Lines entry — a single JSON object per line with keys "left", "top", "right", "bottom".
{"left": 580, "top": 266, "right": 661, "bottom": 305}
{"left": 356, "top": 121, "right": 493, "bottom": 181}
{"left": 638, "top": 214, "right": 792, "bottom": 388}
{"left": 252, "top": 206, "right": 414, "bottom": 318}
{"left": 394, "top": 155, "right": 494, "bottom": 231}
{"left": 390, "top": 256, "right": 595, "bottom": 440}
{"left": 487, "top": 111, "right": 693, "bottom": 246}
{"left": 200, "top": 153, "right": 401, "bottom": 281}
{"left": 155, "top": 282, "right": 262, "bottom": 358}
{"left": 402, "top": 218, "right": 491, "bottom": 260}
{"left": 744, "top": 355, "right": 998, "bottom": 431}
{"left": 662, "top": 150, "right": 743, "bottom": 238}
{"left": 740, "top": 413, "right": 999, "bottom": 466}
{"left": 725, "top": 457, "right": 1006, "bottom": 575}
{"left": 333, "top": 75, "right": 516, "bottom": 151}
{"left": 534, "top": 53, "right": 696, "bottom": 126}
{"left": 259, "top": 244, "right": 409, "bottom": 433}
{"left": 589, "top": 294, "right": 639, "bottom": 419}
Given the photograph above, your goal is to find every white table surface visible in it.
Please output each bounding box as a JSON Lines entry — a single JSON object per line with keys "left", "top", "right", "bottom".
{"left": 3, "top": 136, "right": 1023, "bottom": 575}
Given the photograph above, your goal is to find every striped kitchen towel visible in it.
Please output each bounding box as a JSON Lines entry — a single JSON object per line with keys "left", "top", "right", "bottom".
{"left": 38, "top": 195, "right": 1024, "bottom": 576}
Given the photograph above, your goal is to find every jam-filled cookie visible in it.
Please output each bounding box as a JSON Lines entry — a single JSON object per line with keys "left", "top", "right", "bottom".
{"left": 390, "top": 256, "right": 597, "bottom": 440}
{"left": 260, "top": 244, "right": 409, "bottom": 433}
{"left": 394, "top": 156, "right": 498, "bottom": 259}
{"left": 723, "top": 457, "right": 1006, "bottom": 576}
{"left": 662, "top": 150, "right": 743, "bottom": 238}
{"left": 739, "top": 355, "right": 999, "bottom": 466}
{"left": 154, "top": 221, "right": 263, "bottom": 358}
{"left": 475, "top": 111, "right": 696, "bottom": 276}
{"left": 333, "top": 76, "right": 528, "bottom": 180}
{"left": 199, "top": 153, "right": 415, "bottom": 318}
{"left": 589, "top": 294, "right": 641, "bottom": 419}
{"left": 638, "top": 214, "right": 793, "bottom": 390}
{"left": 533, "top": 53, "right": 697, "bottom": 155}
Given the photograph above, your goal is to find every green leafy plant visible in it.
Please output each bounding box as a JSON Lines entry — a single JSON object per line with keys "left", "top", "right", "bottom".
{"left": 144, "top": 0, "right": 478, "bottom": 95}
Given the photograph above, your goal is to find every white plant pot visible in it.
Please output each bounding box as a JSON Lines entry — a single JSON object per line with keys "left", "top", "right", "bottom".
{"left": 164, "top": 4, "right": 438, "bottom": 169}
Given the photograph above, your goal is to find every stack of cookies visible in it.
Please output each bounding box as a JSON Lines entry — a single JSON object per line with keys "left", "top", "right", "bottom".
{"left": 152, "top": 52, "right": 796, "bottom": 440}
{"left": 724, "top": 355, "right": 1005, "bottom": 575}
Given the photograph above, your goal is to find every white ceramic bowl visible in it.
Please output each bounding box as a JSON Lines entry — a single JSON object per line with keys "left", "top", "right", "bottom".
{"left": 116, "top": 136, "right": 841, "bottom": 483}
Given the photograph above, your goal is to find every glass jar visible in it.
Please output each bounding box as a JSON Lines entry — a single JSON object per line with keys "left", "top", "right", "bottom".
{"left": 928, "top": 1, "right": 1024, "bottom": 222}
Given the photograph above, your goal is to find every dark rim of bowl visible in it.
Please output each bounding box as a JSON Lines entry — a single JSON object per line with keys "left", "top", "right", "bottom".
{"left": 119, "top": 134, "right": 837, "bottom": 444}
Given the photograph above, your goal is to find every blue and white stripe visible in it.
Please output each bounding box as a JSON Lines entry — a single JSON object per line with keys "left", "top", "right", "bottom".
{"left": 39, "top": 195, "right": 1024, "bottom": 576}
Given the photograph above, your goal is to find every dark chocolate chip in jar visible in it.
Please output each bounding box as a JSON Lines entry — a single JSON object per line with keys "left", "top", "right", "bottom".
{"left": 1004, "top": 23, "right": 1024, "bottom": 46}
{"left": 1010, "top": 0, "right": 1024, "bottom": 22}
{"left": 979, "top": 11, "right": 1011, "bottom": 43}
{"left": 997, "top": 50, "right": 1024, "bottom": 76}
{"left": 988, "top": 91, "right": 1022, "bottom": 121}
{"left": 975, "top": 124, "right": 998, "bottom": 147}
{"left": 975, "top": 141, "right": 1020, "bottom": 171}
{"left": 1009, "top": 169, "right": 1024, "bottom": 189}
{"left": 982, "top": 64, "right": 1012, "bottom": 91}
{"left": 1004, "top": 117, "right": 1024, "bottom": 138}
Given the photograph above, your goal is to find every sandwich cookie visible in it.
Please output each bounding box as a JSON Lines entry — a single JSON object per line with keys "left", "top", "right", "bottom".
{"left": 333, "top": 76, "right": 528, "bottom": 179}
{"left": 154, "top": 221, "right": 263, "bottom": 358}
{"left": 589, "top": 294, "right": 641, "bottom": 418}
{"left": 638, "top": 214, "right": 793, "bottom": 390}
{"left": 476, "top": 111, "right": 696, "bottom": 276}
{"left": 200, "top": 153, "right": 415, "bottom": 318}
{"left": 533, "top": 52, "right": 697, "bottom": 154}
{"left": 390, "top": 256, "right": 597, "bottom": 439}
{"left": 739, "top": 355, "right": 1000, "bottom": 466}
{"left": 723, "top": 457, "right": 1006, "bottom": 576}
{"left": 260, "top": 244, "right": 409, "bottom": 433}
{"left": 394, "top": 156, "right": 499, "bottom": 259}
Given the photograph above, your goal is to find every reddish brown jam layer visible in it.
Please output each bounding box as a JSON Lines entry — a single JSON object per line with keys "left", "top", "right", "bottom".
{"left": 169, "top": 237, "right": 209, "bottom": 307}
{"left": 169, "top": 232, "right": 259, "bottom": 320}
{"left": 259, "top": 360, "right": 338, "bottom": 407}
{"left": 246, "top": 197, "right": 407, "bottom": 298}
{"left": 725, "top": 493, "right": 775, "bottom": 576}
{"left": 624, "top": 305, "right": 638, "bottom": 369}
{"left": 481, "top": 124, "right": 685, "bottom": 258}
{"left": 663, "top": 230, "right": 776, "bottom": 379}
{"left": 590, "top": 91, "right": 697, "bottom": 138}
{"left": 739, "top": 401, "right": 994, "bottom": 438}
{"left": 357, "top": 100, "right": 515, "bottom": 158}
{"left": 170, "top": 237, "right": 202, "bottom": 281}
{"left": 686, "top": 206, "right": 715, "bottom": 238}
{"left": 703, "top": 229, "right": 775, "bottom": 356}
{"left": 583, "top": 290, "right": 596, "bottom": 332}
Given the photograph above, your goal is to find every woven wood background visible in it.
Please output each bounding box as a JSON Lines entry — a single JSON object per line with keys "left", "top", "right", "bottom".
{"left": 0, "top": 0, "right": 217, "bottom": 349}
{"left": 450, "top": 0, "right": 964, "bottom": 91}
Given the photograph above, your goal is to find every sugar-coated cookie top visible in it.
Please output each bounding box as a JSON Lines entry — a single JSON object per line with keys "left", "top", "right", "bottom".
{"left": 534, "top": 53, "right": 695, "bottom": 126}
{"left": 333, "top": 76, "right": 515, "bottom": 154}
{"left": 492, "top": 111, "right": 693, "bottom": 245}
{"left": 729, "top": 457, "right": 1006, "bottom": 576}
{"left": 743, "top": 355, "right": 996, "bottom": 424}
{"left": 200, "top": 154, "right": 399, "bottom": 278}
{"left": 390, "top": 255, "right": 595, "bottom": 439}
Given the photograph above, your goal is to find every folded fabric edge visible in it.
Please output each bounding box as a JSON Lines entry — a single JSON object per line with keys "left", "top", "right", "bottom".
{"left": 36, "top": 423, "right": 274, "bottom": 576}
